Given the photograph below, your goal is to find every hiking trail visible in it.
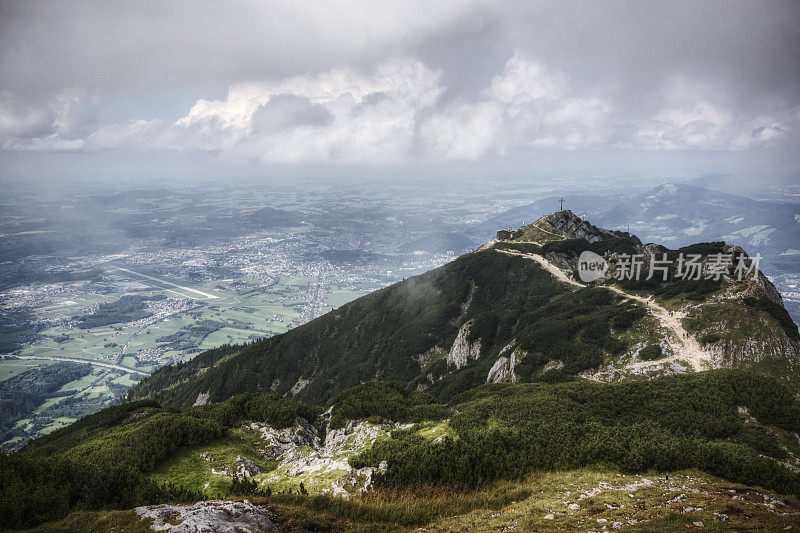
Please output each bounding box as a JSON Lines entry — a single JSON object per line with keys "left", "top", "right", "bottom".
{"left": 496, "top": 248, "right": 713, "bottom": 373}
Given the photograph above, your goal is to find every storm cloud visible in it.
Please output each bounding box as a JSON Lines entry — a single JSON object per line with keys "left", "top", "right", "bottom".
{"left": 1, "top": 0, "right": 798, "bottom": 175}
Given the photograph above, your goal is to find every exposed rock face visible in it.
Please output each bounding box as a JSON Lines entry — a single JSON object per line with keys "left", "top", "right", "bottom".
{"left": 487, "top": 342, "right": 527, "bottom": 383}
{"left": 461, "top": 283, "right": 476, "bottom": 315}
{"left": 486, "top": 346, "right": 521, "bottom": 383}
{"left": 543, "top": 359, "right": 564, "bottom": 372}
{"left": 413, "top": 345, "right": 445, "bottom": 369}
{"left": 542, "top": 210, "right": 641, "bottom": 245}
{"left": 704, "top": 319, "right": 800, "bottom": 367}
{"left": 135, "top": 500, "right": 277, "bottom": 532}
{"left": 248, "top": 418, "right": 410, "bottom": 496}
{"left": 487, "top": 356, "right": 510, "bottom": 383}
{"left": 289, "top": 378, "right": 309, "bottom": 396}
{"left": 693, "top": 244, "right": 800, "bottom": 368}
{"left": 236, "top": 456, "right": 260, "bottom": 478}
{"left": 448, "top": 321, "right": 481, "bottom": 369}
{"left": 193, "top": 391, "right": 210, "bottom": 406}
{"left": 252, "top": 417, "right": 320, "bottom": 460}
{"left": 728, "top": 245, "right": 785, "bottom": 305}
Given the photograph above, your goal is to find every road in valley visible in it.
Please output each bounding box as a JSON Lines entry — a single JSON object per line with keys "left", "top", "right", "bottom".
{"left": 10, "top": 355, "right": 150, "bottom": 376}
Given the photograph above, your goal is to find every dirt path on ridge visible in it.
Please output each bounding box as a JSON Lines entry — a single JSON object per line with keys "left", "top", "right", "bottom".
{"left": 496, "top": 248, "right": 712, "bottom": 372}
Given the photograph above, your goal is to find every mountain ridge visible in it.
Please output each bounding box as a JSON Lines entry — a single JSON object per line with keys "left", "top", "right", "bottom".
{"left": 129, "top": 211, "right": 800, "bottom": 408}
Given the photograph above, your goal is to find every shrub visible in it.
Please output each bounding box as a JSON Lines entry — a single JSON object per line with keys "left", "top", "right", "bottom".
{"left": 700, "top": 332, "right": 723, "bottom": 345}
{"left": 354, "top": 371, "right": 800, "bottom": 495}
{"left": 639, "top": 344, "right": 663, "bottom": 360}
{"left": 0, "top": 392, "right": 320, "bottom": 529}
{"left": 329, "top": 382, "right": 450, "bottom": 429}
{"left": 228, "top": 475, "right": 271, "bottom": 497}
{"left": 743, "top": 297, "right": 799, "bottom": 340}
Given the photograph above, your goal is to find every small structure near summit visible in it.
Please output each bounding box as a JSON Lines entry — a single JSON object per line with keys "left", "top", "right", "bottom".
{"left": 496, "top": 229, "right": 513, "bottom": 241}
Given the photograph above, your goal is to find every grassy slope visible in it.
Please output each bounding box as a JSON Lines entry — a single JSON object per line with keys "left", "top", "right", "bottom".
{"left": 424, "top": 468, "right": 800, "bottom": 532}
{"left": 131, "top": 249, "right": 573, "bottom": 408}
{"left": 21, "top": 468, "right": 800, "bottom": 532}
{"left": 8, "top": 370, "right": 800, "bottom": 531}
{"left": 149, "top": 426, "right": 279, "bottom": 497}
{"left": 0, "top": 394, "right": 320, "bottom": 529}
{"left": 512, "top": 221, "right": 568, "bottom": 243}
{"left": 131, "top": 246, "right": 667, "bottom": 409}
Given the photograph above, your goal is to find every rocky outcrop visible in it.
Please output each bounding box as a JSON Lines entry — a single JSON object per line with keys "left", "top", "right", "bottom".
{"left": 542, "top": 210, "right": 641, "bottom": 245}
{"left": 702, "top": 316, "right": 800, "bottom": 367}
{"left": 687, "top": 245, "right": 800, "bottom": 369}
{"left": 135, "top": 500, "right": 277, "bottom": 532}
{"left": 289, "top": 377, "right": 309, "bottom": 396}
{"left": 460, "top": 283, "right": 476, "bottom": 316}
{"left": 413, "top": 345, "right": 446, "bottom": 369}
{"left": 486, "top": 345, "right": 521, "bottom": 383}
{"left": 728, "top": 245, "right": 785, "bottom": 305}
{"left": 249, "top": 418, "right": 409, "bottom": 496}
{"left": 236, "top": 456, "right": 260, "bottom": 478}
{"left": 448, "top": 320, "right": 481, "bottom": 369}
{"left": 487, "top": 356, "right": 510, "bottom": 383}
{"left": 193, "top": 391, "right": 210, "bottom": 406}
{"left": 251, "top": 417, "right": 320, "bottom": 460}
{"left": 543, "top": 359, "right": 564, "bottom": 372}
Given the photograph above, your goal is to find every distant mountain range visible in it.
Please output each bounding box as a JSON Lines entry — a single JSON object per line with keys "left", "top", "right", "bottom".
{"left": 596, "top": 184, "right": 800, "bottom": 267}
{"left": 686, "top": 172, "right": 800, "bottom": 202}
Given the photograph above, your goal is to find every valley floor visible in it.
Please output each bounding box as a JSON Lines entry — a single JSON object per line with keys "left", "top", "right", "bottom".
{"left": 22, "top": 468, "right": 800, "bottom": 532}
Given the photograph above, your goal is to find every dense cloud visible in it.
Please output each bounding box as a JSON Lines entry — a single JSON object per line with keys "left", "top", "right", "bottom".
{"left": 0, "top": 0, "right": 798, "bottom": 173}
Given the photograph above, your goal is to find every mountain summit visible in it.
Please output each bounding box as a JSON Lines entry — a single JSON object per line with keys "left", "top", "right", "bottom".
{"left": 541, "top": 210, "right": 642, "bottom": 245}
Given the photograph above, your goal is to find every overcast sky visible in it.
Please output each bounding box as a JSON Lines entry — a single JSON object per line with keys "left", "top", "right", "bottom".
{"left": 1, "top": 0, "right": 799, "bottom": 181}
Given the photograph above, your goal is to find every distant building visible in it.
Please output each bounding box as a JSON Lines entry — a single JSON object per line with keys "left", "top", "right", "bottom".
{"left": 496, "top": 229, "right": 513, "bottom": 241}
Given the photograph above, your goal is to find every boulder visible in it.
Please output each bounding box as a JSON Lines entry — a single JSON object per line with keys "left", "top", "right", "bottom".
{"left": 135, "top": 500, "right": 277, "bottom": 532}
{"left": 236, "top": 456, "right": 260, "bottom": 478}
